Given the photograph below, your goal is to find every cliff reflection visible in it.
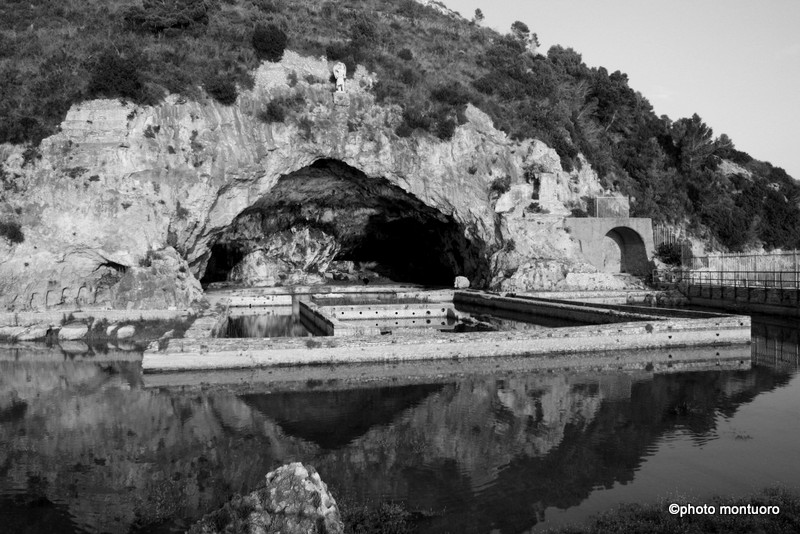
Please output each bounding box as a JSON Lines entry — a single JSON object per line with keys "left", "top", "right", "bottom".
{"left": 0, "top": 356, "right": 793, "bottom": 534}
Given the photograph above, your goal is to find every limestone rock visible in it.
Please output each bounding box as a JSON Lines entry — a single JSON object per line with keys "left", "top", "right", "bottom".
{"left": 0, "top": 49, "right": 622, "bottom": 308}
{"left": 116, "top": 325, "right": 136, "bottom": 340}
{"left": 227, "top": 252, "right": 277, "bottom": 286}
{"left": 58, "top": 322, "right": 89, "bottom": 340}
{"left": 190, "top": 462, "right": 343, "bottom": 534}
{"left": 414, "top": 0, "right": 464, "bottom": 19}
{"left": 495, "top": 184, "right": 534, "bottom": 215}
{"left": 718, "top": 158, "right": 752, "bottom": 178}
{"left": 0, "top": 326, "right": 27, "bottom": 341}
{"left": 104, "top": 247, "right": 203, "bottom": 310}
{"left": 228, "top": 227, "right": 338, "bottom": 286}
{"left": 17, "top": 326, "right": 49, "bottom": 341}
{"left": 563, "top": 272, "right": 633, "bottom": 290}
{"left": 454, "top": 276, "right": 470, "bottom": 289}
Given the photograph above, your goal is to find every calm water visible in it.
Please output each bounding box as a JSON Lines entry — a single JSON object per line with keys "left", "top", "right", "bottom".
{"left": 224, "top": 313, "right": 316, "bottom": 338}
{"left": 1, "top": 317, "right": 799, "bottom": 533}
{"left": 222, "top": 302, "right": 587, "bottom": 338}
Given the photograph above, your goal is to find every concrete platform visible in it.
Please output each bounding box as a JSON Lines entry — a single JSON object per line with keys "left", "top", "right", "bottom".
{"left": 512, "top": 289, "right": 684, "bottom": 305}
{"left": 143, "top": 291, "right": 751, "bottom": 373}
{"left": 143, "top": 344, "right": 753, "bottom": 391}
{"left": 205, "top": 284, "right": 444, "bottom": 308}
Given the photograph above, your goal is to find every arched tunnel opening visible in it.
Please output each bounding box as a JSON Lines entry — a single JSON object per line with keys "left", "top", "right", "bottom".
{"left": 601, "top": 227, "right": 649, "bottom": 275}
{"left": 200, "top": 159, "right": 488, "bottom": 287}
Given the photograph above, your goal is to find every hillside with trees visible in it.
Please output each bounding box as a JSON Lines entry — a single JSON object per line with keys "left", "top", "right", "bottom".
{"left": 2, "top": 0, "right": 798, "bottom": 251}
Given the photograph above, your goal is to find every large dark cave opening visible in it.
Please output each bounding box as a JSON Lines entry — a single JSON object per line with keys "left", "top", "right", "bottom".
{"left": 200, "top": 159, "right": 487, "bottom": 287}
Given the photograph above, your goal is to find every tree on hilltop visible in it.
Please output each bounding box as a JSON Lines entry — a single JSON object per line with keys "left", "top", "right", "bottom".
{"left": 511, "top": 20, "right": 540, "bottom": 51}
{"left": 671, "top": 113, "right": 715, "bottom": 176}
{"left": 511, "top": 21, "right": 529, "bottom": 40}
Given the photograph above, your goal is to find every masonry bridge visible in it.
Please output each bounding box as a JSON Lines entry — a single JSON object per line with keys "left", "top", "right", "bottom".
{"left": 563, "top": 217, "right": 655, "bottom": 276}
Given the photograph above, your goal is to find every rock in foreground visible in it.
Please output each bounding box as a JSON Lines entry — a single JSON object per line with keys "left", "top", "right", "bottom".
{"left": 189, "top": 463, "right": 343, "bottom": 534}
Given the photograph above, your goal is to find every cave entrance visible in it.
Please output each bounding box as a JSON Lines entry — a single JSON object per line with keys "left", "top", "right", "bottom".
{"left": 200, "top": 159, "right": 485, "bottom": 287}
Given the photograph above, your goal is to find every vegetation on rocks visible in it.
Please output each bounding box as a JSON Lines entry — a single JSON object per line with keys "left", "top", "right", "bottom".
{"left": 0, "top": 220, "right": 24, "bottom": 244}
{"left": 1, "top": 0, "right": 797, "bottom": 251}
{"left": 654, "top": 243, "right": 682, "bottom": 266}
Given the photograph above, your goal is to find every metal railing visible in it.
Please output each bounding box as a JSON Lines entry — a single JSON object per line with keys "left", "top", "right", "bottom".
{"left": 689, "top": 251, "right": 800, "bottom": 272}
{"left": 588, "top": 196, "right": 630, "bottom": 218}
{"left": 652, "top": 224, "right": 682, "bottom": 247}
{"left": 652, "top": 268, "right": 800, "bottom": 290}
{"left": 683, "top": 270, "right": 800, "bottom": 290}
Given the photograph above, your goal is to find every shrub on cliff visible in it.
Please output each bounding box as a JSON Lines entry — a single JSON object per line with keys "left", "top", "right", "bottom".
{"left": 124, "top": 0, "right": 212, "bottom": 33}
{"left": 431, "top": 81, "right": 471, "bottom": 107}
{"left": 489, "top": 175, "right": 511, "bottom": 197}
{"left": 205, "top": 74, "right": 238, "bottom": 105}
{"left": 258, "top": 93, "right": 306, "bottom": 123}
{"left": 435, "top": 115, "right": 457, "bottom": 141}
{"left": 395, "top": 104, "right": 432, "bottom": 138}
{"left": 655, "top": 243, "right": 682, "bottom": 266}
{"left": 350, "top": 14, "right": 381, "bottom": 48}
{"left": 252, "top": 23, "right": 287, "bottom": 62}
{"left": 0, "top": 220, "right": 24, "bottom": 245}
{"left": 86, "top": 52, "right": 150, "bottom": 103}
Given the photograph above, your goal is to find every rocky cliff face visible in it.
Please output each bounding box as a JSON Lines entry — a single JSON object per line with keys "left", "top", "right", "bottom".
{"left": 0, "top": 50, "right": 616, "bottom": 310}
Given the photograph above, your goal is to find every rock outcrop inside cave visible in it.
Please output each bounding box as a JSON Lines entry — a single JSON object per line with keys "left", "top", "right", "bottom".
{"left": 0, "top": 50, "right": 628, "bottom": 310}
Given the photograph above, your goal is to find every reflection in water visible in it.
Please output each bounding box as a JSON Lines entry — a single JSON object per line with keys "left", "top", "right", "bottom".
{"left": 0, "top": 317, "right": 798, "bottom": 533}
{"left": 224, "top": 314, "right": 313, "bottom": 338}
{"left": 752, "top": 316, "right": 800, "bottom": 370}
{"left": 241, "top": 384, "right": 444, "bottom": 449}
{"left": 454, "top": 304, "right": 591, "bottom": 330}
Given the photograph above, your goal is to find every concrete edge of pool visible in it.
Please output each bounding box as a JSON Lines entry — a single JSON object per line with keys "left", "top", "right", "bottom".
{"left": 142, "top": 344, "right": 753, "bottom": 390}
{"left": 142, "top": 290, "right": 752, "bottom": 373}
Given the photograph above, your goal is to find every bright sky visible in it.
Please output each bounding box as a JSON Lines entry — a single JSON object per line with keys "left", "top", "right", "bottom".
{"left": 442, "top": 0, "right": 800, "bottom": 180}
